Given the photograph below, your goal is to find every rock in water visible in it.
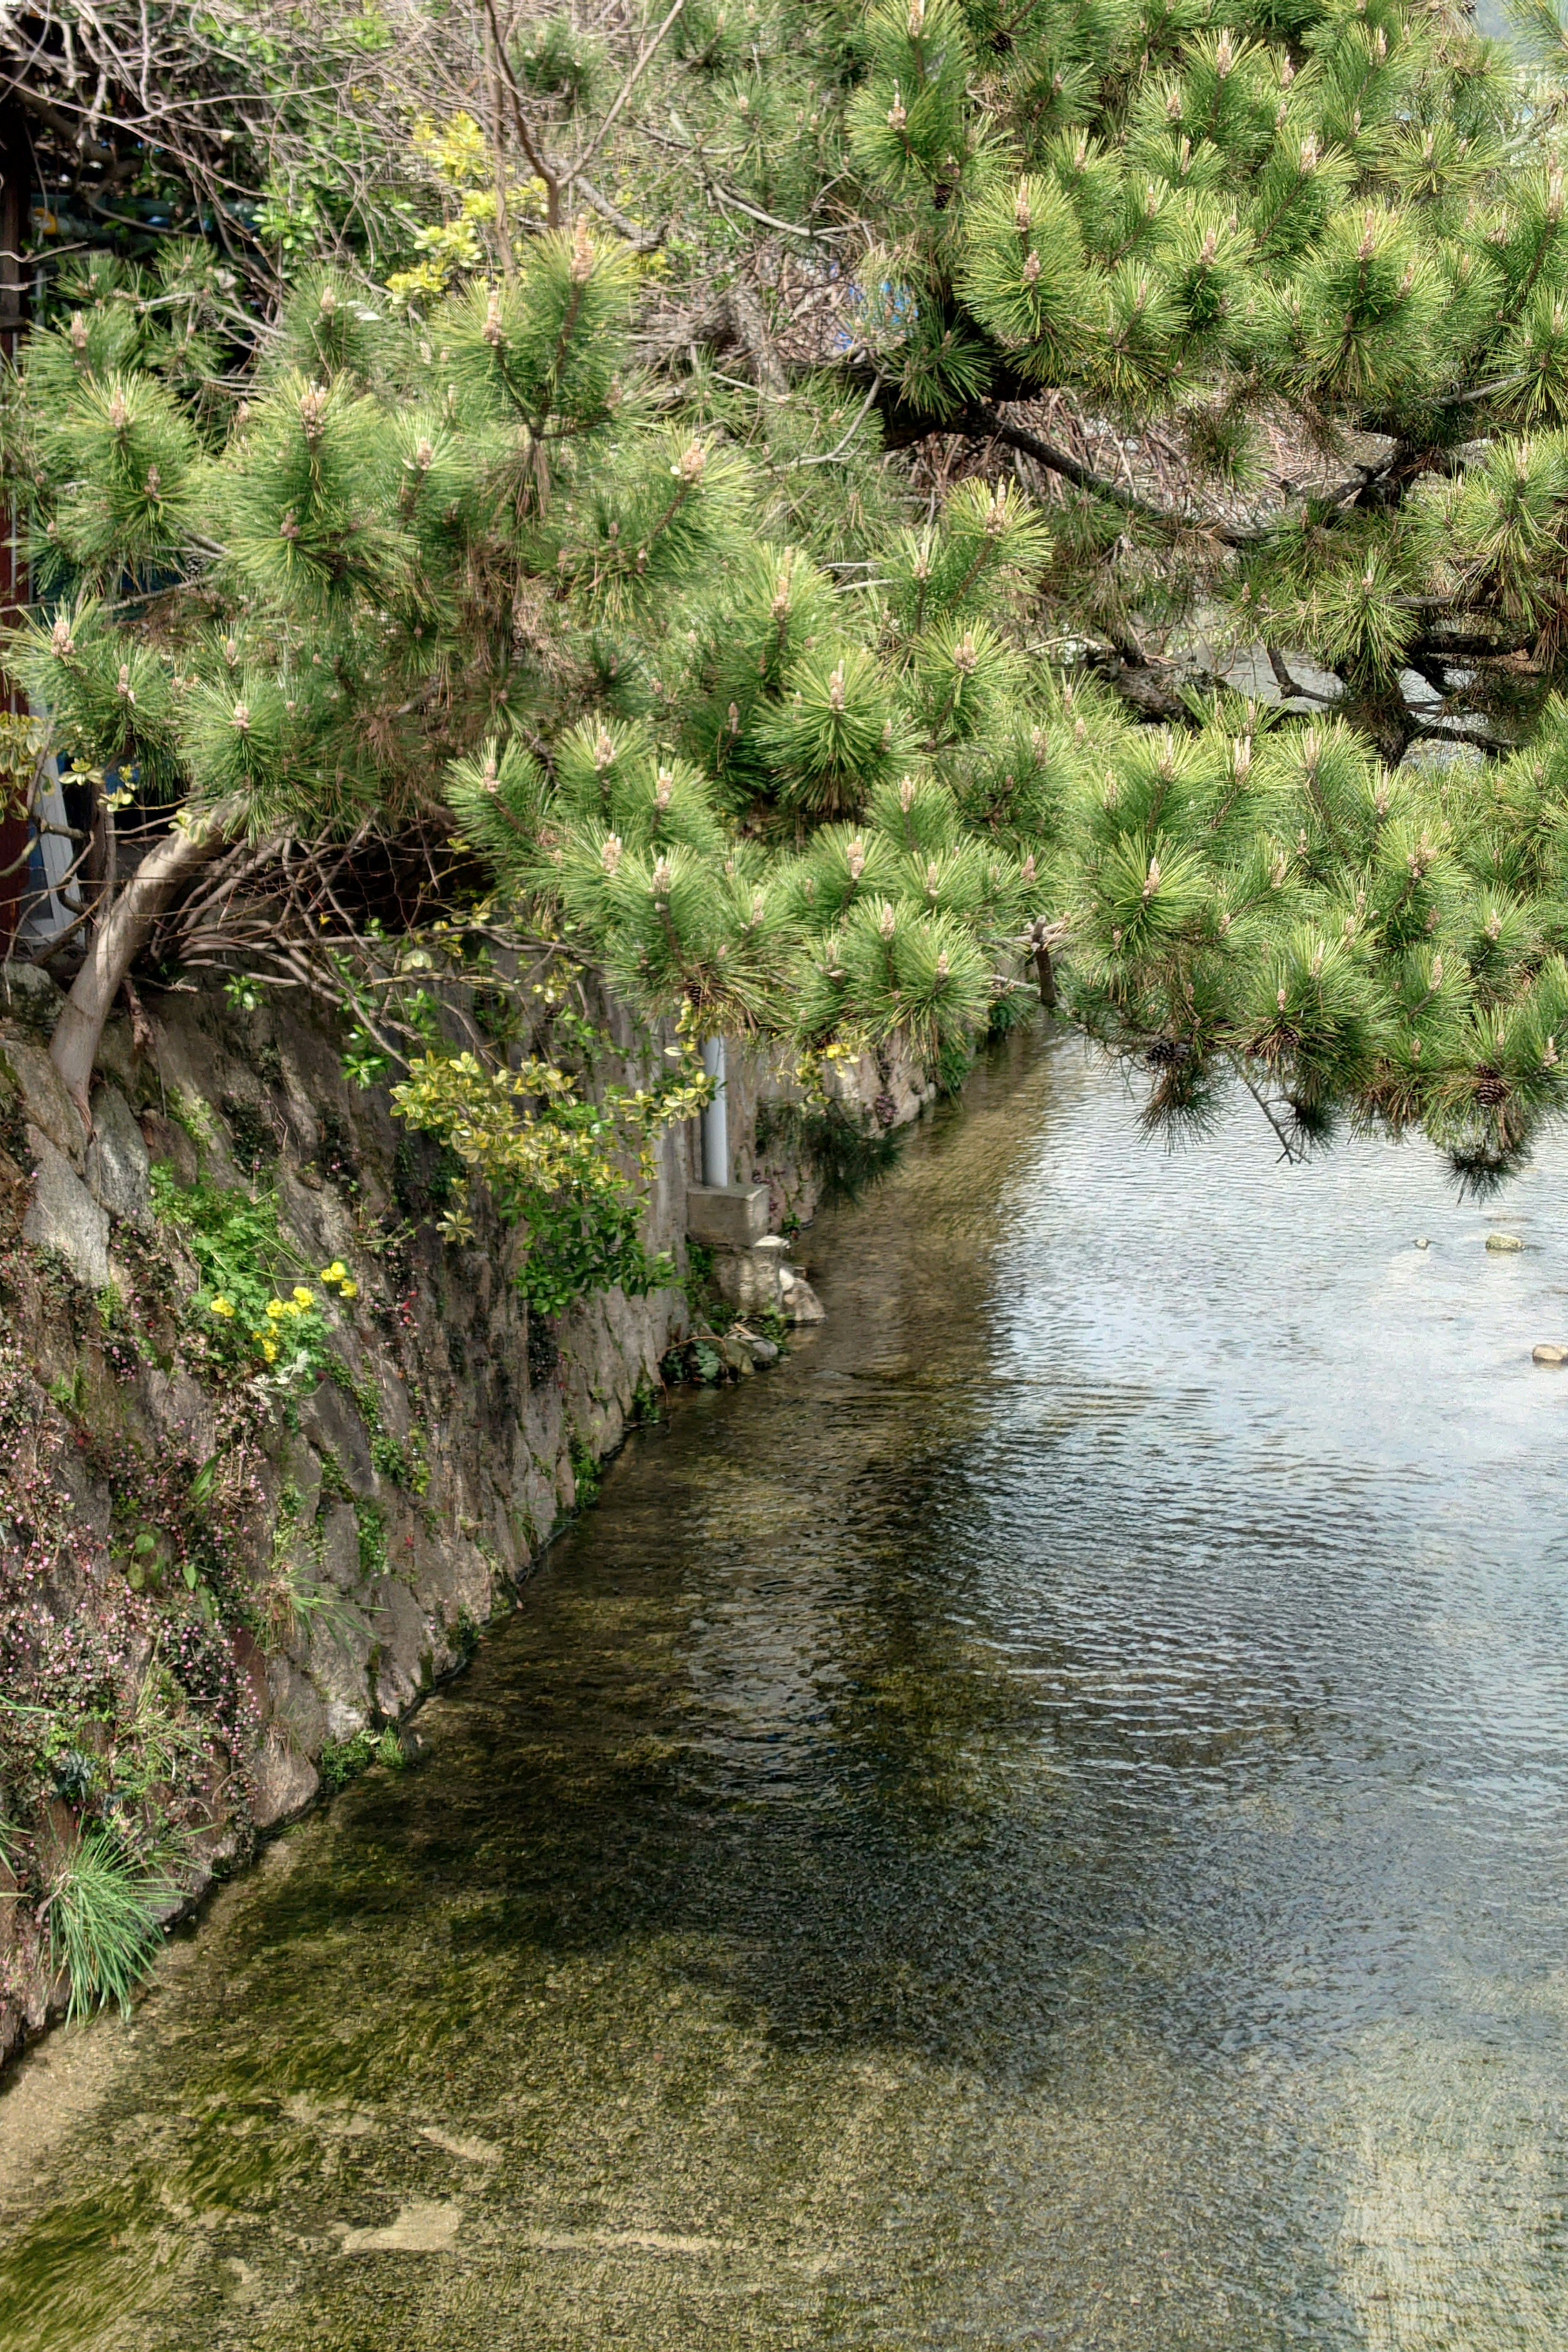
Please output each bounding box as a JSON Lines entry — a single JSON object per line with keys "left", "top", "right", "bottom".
{"left": 1486, "top": 1233, "right": 1525, "bottom": 1252}
{"left": 1532, "top": 1343, "right": 1568, "bottom": 1365}
{"left": 1414, "top": 1238, "right": 1430, "bottom": 1250}
{"left": 778, "top": 1264, "right": 826, "bottom": 1324}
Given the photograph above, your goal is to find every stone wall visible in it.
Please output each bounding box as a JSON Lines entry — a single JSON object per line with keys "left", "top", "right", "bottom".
{"left": 0, "top": 969, "right": 933, "bottom": 2070}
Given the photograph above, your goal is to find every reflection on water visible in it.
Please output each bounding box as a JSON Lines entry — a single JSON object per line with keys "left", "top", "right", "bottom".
{"left": 3, "top": 1025, "right": 1568, "bottom": 2350}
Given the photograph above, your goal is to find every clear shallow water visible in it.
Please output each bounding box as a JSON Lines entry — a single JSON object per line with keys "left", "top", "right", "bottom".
{"left": 4, "top": 1027, "right": 1568, "bottom": 2349}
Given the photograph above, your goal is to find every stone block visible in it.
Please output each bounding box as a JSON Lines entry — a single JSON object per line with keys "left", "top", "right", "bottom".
{"left": 22, "top": 1133, "right": 111, "bottom": 1289}
{"left": 710, "top": 1234, "right": 787, "bottom": 1316}
{"left": 87, "top": 1083, "right": 152, "bottom": 1227}
{"left": 686, "top": 1182, "right": 769, "bottom": 1248}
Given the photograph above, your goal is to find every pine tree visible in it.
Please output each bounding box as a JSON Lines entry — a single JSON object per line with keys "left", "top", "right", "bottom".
{"left": 11, "top": 0, "right": 1568, "bottom": 1208}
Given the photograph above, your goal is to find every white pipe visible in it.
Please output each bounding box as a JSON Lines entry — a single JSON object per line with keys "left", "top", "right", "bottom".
{"left": 700, "top": 1036, "right": 728, "bottom": 1187}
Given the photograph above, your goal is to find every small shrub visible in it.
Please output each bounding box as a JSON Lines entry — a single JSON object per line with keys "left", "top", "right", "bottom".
{"left": 568, "top": 1437, "right": 601, "bottom": 1510}
{"left": 317, "top": 1728, "right": 378, "bottom": 1791}
{"left": 149, "top": 1165, "right": 332, "bottom": 1385}
{"left": 370, "top": 1425, "right": 428, "bottom": 1495}
{"left": 49, "top": 1748, "right": 98, "bottom": 1804}
{"left": 987, "top": 987, "right": 1037, "bottom": 1039}
{"left": 354, "top": 1497, "right": 390, "bottom": 1579}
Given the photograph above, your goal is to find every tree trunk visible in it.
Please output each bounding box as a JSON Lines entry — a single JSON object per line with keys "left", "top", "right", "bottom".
{"left": 1034, "top": 944, "right": 1057, "bottom": 1009}
{"left": 48, "top": 805, "right": 239, "bottom": 1125}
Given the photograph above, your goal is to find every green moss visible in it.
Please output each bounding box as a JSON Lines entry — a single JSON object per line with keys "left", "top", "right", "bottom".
{"left": 370, "top": 1424, "right": 429, "bottom": 1494}
{"left": 218, "top": 1093, "right": 277, "bottom": 1171}
{"left": 324, "top": 1357, "right": 430, "bottom": 1494}
{"left": 317, "top": 1725, "right": 404, "bottom": 1793}
{"left": 314, "top": 1447, "right": 391, "bottom": 1581}
{"left": 167, "top": 1089, "right": 217, "bottom": 1154}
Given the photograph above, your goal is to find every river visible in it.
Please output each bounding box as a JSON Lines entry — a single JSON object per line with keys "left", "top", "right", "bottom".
{"left": 2, "top": 1024, "right": 1567, "bottom": 2350}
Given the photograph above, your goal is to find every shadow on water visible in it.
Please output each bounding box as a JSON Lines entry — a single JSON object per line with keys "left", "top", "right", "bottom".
{"left": 4, "top": 1021, "right": 1568, "bottom": 2349}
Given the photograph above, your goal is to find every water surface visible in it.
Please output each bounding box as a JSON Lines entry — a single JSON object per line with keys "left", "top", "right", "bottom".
{"left": 3, "top": 1027, "right": 1568, "bottom": 2350}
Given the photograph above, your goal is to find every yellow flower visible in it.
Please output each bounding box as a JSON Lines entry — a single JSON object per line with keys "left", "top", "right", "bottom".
{"left": 261, "top": 1338, "right": 278, "bottom": 1363}
{"left": 339, "top": 1280, "right": 359, "bottom": 1301}
{"left": 265, "top": 1299, "right": 287, "bottom": 1321}
{"left": 320, "top": 1261, "right": 347, "bottom": 1285}
{"left": 292, "top": 1286, "right": 315, "bottom": 1308}
{"left": 209, "top": 1296, "right": 236, "bottom": 1319}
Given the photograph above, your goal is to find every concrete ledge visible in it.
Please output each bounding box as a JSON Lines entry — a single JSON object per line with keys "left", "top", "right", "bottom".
{"left": 686, "top": 1183, "right": 769, "bottom": 1249}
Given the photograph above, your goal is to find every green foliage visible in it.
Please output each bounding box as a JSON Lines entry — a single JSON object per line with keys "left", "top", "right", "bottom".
{"left": 20, "top": 0, "right": 1568, "bottom": 1211}
{"left": 354, "top": 1496, "right": 390, "bottom": 1579}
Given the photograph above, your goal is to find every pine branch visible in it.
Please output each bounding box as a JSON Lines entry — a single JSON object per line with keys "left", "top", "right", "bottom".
{"left": 884, "top": 399, "right": 1270, "bottom": 545}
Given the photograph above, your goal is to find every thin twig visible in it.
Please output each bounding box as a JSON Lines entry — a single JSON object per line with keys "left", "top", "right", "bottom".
{"left": 564, "top": 0, "right": 688, "bottom": 196}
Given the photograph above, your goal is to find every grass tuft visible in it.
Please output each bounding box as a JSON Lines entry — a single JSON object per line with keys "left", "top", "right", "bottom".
{"left": 46, "top": 1831, "right": 172, "bottom": 2021}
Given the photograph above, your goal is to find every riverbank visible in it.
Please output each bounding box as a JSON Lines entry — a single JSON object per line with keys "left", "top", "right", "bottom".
{"left": 0, "top": 968, "right": 938, "bottom": 2069}
{"left": 4, "top": 1028, "right": 1566, "bottom": 2351}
